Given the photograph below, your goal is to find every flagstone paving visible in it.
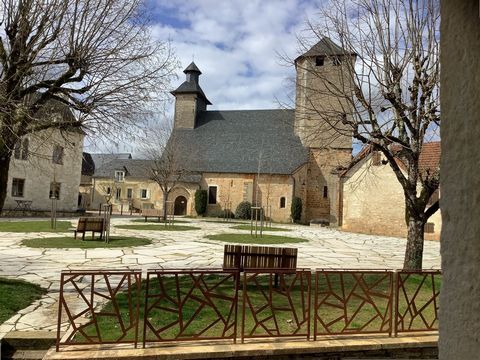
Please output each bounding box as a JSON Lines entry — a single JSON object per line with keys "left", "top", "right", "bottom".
{"left": 0, "top": 217, "right": 441, "bottom": 339}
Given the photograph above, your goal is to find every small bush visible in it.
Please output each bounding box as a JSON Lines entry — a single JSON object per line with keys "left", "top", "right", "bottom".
{"left": 291, "top": 197, "right": 302, "bottom": 223}
{"left": 235, "top": 201, "right": 252, "bottom": 219}
{"left": 194, "top": 190, "right": 208, "bottom": 216}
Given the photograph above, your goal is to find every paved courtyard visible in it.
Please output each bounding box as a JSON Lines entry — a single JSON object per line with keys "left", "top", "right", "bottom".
{"left": 0, "top": 217, "right": 441, "bottom": 338}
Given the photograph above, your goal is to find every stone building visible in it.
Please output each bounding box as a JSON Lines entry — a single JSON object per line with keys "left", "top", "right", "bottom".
{"left": 3, "top": 127, "right": 84, "bottom": 214}
{"left": 341, "top": 142, "right": 441, "bottom": 240}
{"left": 165, "top": 38, "right": 354, "bottom": 223}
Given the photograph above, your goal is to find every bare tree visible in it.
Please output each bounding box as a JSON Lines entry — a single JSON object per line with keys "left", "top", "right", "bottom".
{"left": 139, "top": 121, "right": 190, "bottom": 220}
{"left": 295, "top": 0, "right": 440, "bottom": 269}
{"left": 0, "top": 0, "right": 178, "bottom": 211}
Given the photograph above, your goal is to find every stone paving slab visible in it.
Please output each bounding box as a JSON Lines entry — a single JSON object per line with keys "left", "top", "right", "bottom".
{"left": 0, "top": 217, "right": 441, "bottom": 340}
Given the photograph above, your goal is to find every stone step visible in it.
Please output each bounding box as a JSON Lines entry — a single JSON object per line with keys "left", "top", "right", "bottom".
{"left": 4, "top": 349, "right": 48, "bottom": 360}
{"left": 1, "top": 331, "right": 60, "bottom": 353}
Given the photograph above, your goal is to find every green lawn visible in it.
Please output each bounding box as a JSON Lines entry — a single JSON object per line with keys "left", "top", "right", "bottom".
{"left": 202, "top": 220, "right": 249, "bottom": 224}
{"left": 72, "top": 273, "right": 440, "bottom": 343}
{"left": 115, "top": 224, "right": 200, "bottom": 231}
{"left": 22, "top": 236, "right": 151, "bottom": 248}
{"left": 0, "top": 278, "right": 46, "bottom": 324}
{"left": 0, "top": 220, "right": 72, "bottom": 232}
{"left": 206, "top": 233, "right": 306, "bottom": 244}
{"left": 230, "top": 224, "right": 291, "bottom": 232}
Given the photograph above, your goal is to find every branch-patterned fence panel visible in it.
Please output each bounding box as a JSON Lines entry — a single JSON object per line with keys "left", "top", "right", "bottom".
{"left": 395, "top": 270, "right": 441, "bottom": 334}
{"left": 56, "top": 270, "right": 142, "bottom": 350}
{"left": 241, "top": 269, "right": 311, "bottom": 342}
{"left": 142, "top": 269, "right": 239, "bottom": 346}
{"left": 314, "top": 270, "right": 394, "bottom": 338}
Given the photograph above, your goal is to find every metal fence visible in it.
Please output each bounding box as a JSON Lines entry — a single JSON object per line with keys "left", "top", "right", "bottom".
{"left": 314, "top": 270, "right": 394, "bottom": 338}
{"left": 56, "top": 270, "right": 142, "bottom": 350}
{"left": 241, "top": 269, "right": 311, "bottom": 342}
{"left": 56, "top": 269, "right": 440, "bottom": 351}
{"left": 143, "top": 269, "right": 239, "bottom": 346}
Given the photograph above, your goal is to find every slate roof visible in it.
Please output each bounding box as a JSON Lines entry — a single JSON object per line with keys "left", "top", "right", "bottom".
{"left": 171, "top": 62, "right": 212, "bottom": 105}
{"left": 171, "top": 109, "right": 309, "bottom": 175}
{"left": 296, "top": 37, "right": 356, "bottom": 61}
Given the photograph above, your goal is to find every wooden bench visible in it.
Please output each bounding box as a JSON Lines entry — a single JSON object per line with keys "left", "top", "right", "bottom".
{"left": 141, "top": 208, "right": 163, "bottom": 222}
{"left": 223, "top": 245, "right": 298, "bottom": 271}
{"left": 74, "top": 217, "right": 105, "bottom": 240}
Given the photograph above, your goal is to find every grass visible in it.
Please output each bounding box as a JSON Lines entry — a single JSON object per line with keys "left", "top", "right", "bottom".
{"left": 115, "top": 224, "right": 200, "bottom": 231}
{"left": 0, "top": 277, "right": 46, "bottom": 324}
{"left": 230, "top": 224, "right": 291, "bottom": 232}
{"left": 73, "top": 273, "right": 441, "bottom": 342}
{"left": 202, "top": 219, "right": 249, "bottom": 224}
{"left": 22, "top": 236, "right": 152, "bottom": 248}
{"left": 206, "top": 233, "right": 306, "bottom": 244}
{"left": 0, "top": 220, "right": 72, "bottom": 232}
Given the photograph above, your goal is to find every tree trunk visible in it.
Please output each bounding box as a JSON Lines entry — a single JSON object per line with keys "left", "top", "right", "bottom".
{"left": 0, "top": 152, "right": 12, "bottom": 212}
{"left": 162, "top": 191, "right": 168, "bottom": 221}
{"left": 403, "top": 217, "right": 425, "bottom": 270}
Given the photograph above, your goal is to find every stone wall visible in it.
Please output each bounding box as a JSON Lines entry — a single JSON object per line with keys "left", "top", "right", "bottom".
{"left": 4, "top": 129, "right": 84, "bottom": 212}
{"left": 342, "top": 154, "right": 441, "bottom": 240}
{"left": 439, "top": 1, "right": 480, "bottom": 358}
{"left": 173, "top": 93, "right": 206, "bottom": 129}
{"left": 200, "top": 172, "right": 294, "bottom": 222}
{"left": 298, "top": 148, "right": 351, "bottom": 225}
{"left": 294, "top": 56, "right": 353, "bottom": 150}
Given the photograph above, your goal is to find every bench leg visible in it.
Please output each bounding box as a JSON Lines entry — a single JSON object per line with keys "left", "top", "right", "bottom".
{"left": 82, "top": 232, "right": 85, "bottom": 241}
{"left": 74, "top": 231, "right": 77, "bottom": 239}
{"left": 145, "top": 217, "right": 147, "bottom": 222}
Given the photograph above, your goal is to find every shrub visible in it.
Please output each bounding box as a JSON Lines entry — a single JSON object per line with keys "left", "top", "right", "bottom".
{"left": 291, "top": 197, "right": 302, "bottom": 223}
{"left": 235, "top": 201, "right": 252, "bottom": 219}
{"left": 194, "top": 190, "right": 208, "bottom": 216}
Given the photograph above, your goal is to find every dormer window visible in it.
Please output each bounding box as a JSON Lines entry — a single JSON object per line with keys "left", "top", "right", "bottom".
{"left": 315, "top": 56, "right": 324, "bottom": 66}
{"left": 115, "top": 171, "right": 125, "bottom": 182}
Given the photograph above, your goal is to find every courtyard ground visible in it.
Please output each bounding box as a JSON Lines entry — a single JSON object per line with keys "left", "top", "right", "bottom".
{"left": 0, "top": 216, "right": 441, "bottom": 339}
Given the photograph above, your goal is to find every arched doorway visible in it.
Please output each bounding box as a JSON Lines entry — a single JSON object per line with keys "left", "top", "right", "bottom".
{"left": 174, "top": 196, "right": 187, "bottom": 215}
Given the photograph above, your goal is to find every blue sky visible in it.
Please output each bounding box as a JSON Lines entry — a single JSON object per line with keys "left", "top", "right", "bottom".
{"left": 148, "top": 0, "right": 319, "bottom": 111}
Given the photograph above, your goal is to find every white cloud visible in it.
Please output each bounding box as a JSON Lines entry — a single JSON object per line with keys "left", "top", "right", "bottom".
{"left": 149, "top": 0, "right": 319, "bottom": 111}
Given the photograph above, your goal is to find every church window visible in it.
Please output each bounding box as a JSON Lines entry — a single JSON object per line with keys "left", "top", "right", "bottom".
{"left": 208, "top": 186, "right": 217, "bottom": 204}
{"left": 315, "top": 56, "right": 324, "bottom": 66}
{"left": 115, "top": 188, "right": 122, "bottom": 201}
{"left": 279, "top": 197, "right": 286, "bottom": 208}
{"left": 323, "top": 186, "right": 328, "bottom": 198}
{"left": 14, "top": 138, "right": 29, "bottom": 160}
{"left": 127, "top": 188, "right": 133, "bottom": 199}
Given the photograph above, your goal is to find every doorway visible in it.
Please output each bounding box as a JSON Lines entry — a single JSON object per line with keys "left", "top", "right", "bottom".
{"left": 174, "top": 196, "right": 187, "bottom": 215}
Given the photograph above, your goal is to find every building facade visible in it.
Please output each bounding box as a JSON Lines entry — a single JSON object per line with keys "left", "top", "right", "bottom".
{"left": 3, "top": 128, "right": 84, "bottom": 214}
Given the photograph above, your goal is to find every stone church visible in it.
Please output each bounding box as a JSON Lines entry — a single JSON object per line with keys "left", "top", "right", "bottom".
{"left": 167, "top": 37, "right": 354, "bottom": 224}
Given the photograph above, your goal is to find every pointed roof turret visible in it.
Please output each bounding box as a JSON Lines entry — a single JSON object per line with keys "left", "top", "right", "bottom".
{"left": 184, "top": 62, "right": 201, "bottom": 74}
{"left": 295, "top": 37, "right": 356, "bottom": 62}
{"left": 171, "top": 62, "right": 211, "bottom": 105}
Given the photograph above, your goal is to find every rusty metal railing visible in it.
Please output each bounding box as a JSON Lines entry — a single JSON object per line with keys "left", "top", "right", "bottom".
{"left": 314, "top": 270, "right": 394, "bottom": 339}
{"left": 56, "top": 270, "right": 142, "bottom": 350}
{"left": 55, "top": 268, "right": 441, "bottom": 350}
{"left": 142, "top": 269, "right": 240, "bottom": 346}
{"left": 241, "top": 268, "right": 311, "bottom": 342}
{"left": 395, "top": 270, "right": 441, "bottom": 334}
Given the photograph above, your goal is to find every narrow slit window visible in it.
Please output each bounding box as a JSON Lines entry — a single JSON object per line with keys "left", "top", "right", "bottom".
{"left": 323, "top": 186, "right": 328, "bottom": 198}
{"left": 279, "top": 197, "right": 286, "bottom": 208}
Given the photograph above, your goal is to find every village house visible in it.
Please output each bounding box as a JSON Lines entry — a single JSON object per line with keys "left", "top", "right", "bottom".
{"left": 341, "top": 142, "right": 441, "bottom": 240}
{"left": 3, "top": 127, "right": 84, "bottom": 215}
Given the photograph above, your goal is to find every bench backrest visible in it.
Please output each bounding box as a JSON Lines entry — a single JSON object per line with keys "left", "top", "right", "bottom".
{"left": 223, "top": 245, "right": 298, "bottom": 270}
{"left": 142, "top": 208, "right": 162, "bottom": 216}
{"left": 77, "top": 217, "right": 104, "bottom": 232}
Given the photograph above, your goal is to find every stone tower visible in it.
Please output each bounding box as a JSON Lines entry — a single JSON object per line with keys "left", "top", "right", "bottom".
{"left": 294, "top": 38, "right": 355, "bottom": 225}
{"left": 171, "top": 62, "right": 211, "bottom": 129}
